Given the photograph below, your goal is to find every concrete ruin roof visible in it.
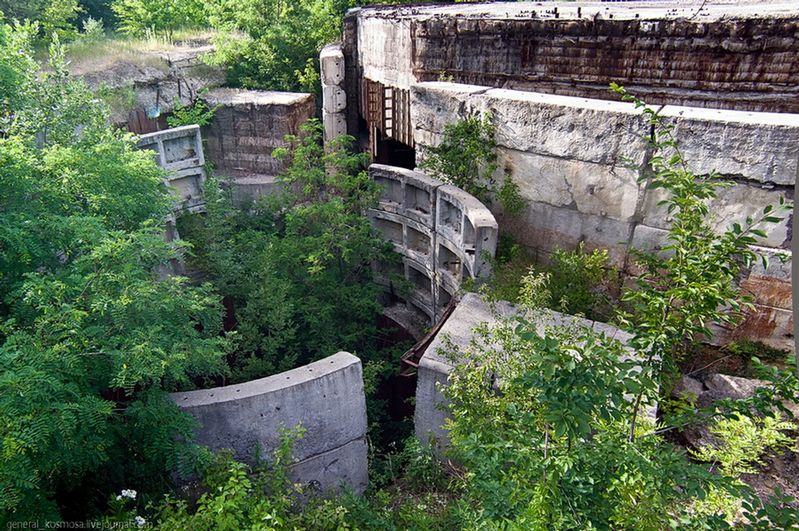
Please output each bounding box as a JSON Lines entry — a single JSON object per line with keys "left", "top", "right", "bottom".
{"left": 203, "top": 88, "right": 313, "bottom": 107}
{"left": 349, "top": 1, "right": 799, "bottom": 22}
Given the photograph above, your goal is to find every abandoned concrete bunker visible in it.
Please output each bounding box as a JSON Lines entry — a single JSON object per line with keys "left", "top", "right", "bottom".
{"left": 130, "top": 1, "right": 797, "bottom": 496}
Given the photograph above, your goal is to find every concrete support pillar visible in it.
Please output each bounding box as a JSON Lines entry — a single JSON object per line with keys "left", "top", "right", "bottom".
{"left": 321, "top": 44, "right": 347, "bottom": 143}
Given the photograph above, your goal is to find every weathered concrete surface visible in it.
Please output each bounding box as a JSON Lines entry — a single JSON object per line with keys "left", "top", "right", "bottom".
{"left": 415, "top": 292, "right": 637, "bottom": 453}
{"left": 410, "top": 81, "right": 796, "bottom": 350}
{"left": 705, "top": 373, "right": 768, "bottom": 401}
{"left": 203, "top": 88, "right": 315, "bottom": 177}
{"left": 321, "top": 44, "right": 348, "bottom": 142}
{"left": 172, "top": 352, "right": 368, "bottom": 494}
{"left": 137, "top": 125, "right": 206, "bottom": 213}
{"left": 346, "top": 2, "right": 799, "bottom": 113}
{"left": 76, "top": 43, "right": 224, "bottom": 126}
{"left": 368, "top": 164, "right": 498, "bottom": 326}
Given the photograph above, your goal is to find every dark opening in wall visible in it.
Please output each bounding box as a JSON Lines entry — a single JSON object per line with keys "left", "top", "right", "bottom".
{"left": 374, "top": 312, "right": 418, "bottom": 452}
{"left": 375, "top": 136, "right": 416, "bottom": 170}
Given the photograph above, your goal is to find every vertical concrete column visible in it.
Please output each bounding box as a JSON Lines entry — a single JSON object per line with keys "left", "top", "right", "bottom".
{"left": 321, "top": 43, "right": 347, "bottom": 143}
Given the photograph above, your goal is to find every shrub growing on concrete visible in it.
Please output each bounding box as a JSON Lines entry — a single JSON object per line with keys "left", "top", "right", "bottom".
{"left": 420, "top": 112, "right": 527, "bottom": 217}
{"left": 436, "top": 87, "right": 798, "bottom": 529}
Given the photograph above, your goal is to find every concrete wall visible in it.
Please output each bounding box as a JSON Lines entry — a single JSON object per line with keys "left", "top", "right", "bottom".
{"left": 410, "top": 82, "right": 796, "bottom": 351}
{"left": 368, "top": 164, "right": 498, "bottom": 327}
{"left": 415, "top": 292, "right": 636, "bottom": 453}
{"left": 137, "top": 124, "right": 206, "bottom": 213}
{"left": 171, "top": 352, "right": 368, "bottom": 495}
{"left": 202, "top": 88, "right": 315, "bottom": 202}
{"left": 346, "top": 2, "right": 799, "bottom": 113}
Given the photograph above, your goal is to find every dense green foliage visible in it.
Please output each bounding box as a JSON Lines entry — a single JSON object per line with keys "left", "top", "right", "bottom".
{"left": 104, "top": 432, "right": 461, "bottom": 529}
{"left": 435, "top": 87, "right": 798, "bottom": 529}
{"left": 420, "top": 112, "right": 527, "bottom": 216}
{"left": 177, "top": 120, "right": 394, "bottom": 383}
{"left": 166, "top": 97, "right": 217, "bottom": 128}
{"left": 205, "top": 0, "right": 348, "bottom": 92}
{"left": 112, "top": 0, "right": 206, "bottom": 37}
{"left": 482, "top": 235, "right": 614, "bottom": 321}
{"left": 0, "top": 0, "right": 83, "bottom": 41}
{"left": 0, "top": 26, "right": 230, "bottom": 520}
{"left": 443, "top": 288, "right": 797, "bottom": 529}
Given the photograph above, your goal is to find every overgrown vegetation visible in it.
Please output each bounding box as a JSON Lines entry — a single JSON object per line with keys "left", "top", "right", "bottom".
{"left": 420, "top": 112, "right": 527, "bottom": 217}
{"left": 1, "top": 2, "right": 797, "bottom": 526}
{"left": 112, "top": 0, "right": 206, "bottom": 38}
{"left": 166, "top": 97, "right": 217, "bottom": 127}
{"left": 176, "top": 120, "right": 411, "bottom": 450}
{"left": 481, "top": 235, "right": 614, "bottom": 321}
{"left": 435, "top": 86, "right": 797, "bottom": 529}
{"left": 0, "top": 25, "right": 231, "bottom": 521}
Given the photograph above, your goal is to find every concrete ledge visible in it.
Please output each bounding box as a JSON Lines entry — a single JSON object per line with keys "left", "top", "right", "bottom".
{"left": 172, "top": 352, "right": 368, "bottom": 494}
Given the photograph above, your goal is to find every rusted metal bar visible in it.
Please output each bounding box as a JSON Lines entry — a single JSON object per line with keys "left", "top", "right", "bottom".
{"left": 400, "top": 298, "right": 457, "bottom": 377}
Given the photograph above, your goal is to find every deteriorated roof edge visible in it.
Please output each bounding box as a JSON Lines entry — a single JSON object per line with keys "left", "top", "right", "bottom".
{"left": 348, "top": 1, "right": 799, "bottom": 23}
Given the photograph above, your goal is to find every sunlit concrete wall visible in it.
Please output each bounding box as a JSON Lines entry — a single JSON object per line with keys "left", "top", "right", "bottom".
{"left": 171, "top": 352, "right": 368, "bottom": 495}
{"left": 411, "top": 82, "right": 796, "bottom": 351}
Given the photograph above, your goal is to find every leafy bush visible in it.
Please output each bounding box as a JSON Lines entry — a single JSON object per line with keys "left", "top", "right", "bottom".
{"left": 610, "top": 83, "right": 793, "bottom": 440}
{"left": 420, "top": 112, "right": 527, "bottom": 216}
{"left": 399, "top": 437, "right": 448, "bottom": 492}
{"left": 481, "top": 235, "right": 612, "bottom": 321}
{"left": 443, "top": 304, "right": 723, "bottom": 528}
{"left": 205, "top": 0, "right": 345, "bottom": 92}
{"left": 548, "top": 242, "right": 613, "bottom": 320}
{"left": 0, "top": 27, "right": 230, "bottom": 520}
{"left": 153, "top": 429, "right": 302, "bottom": 530}
{"left": 146, "top": 433, "right": 459, "bottom": 530}
{"left": 79, "top": 15, "right": 104, "bottom": 42}
{"left": 40, "top": 0, "right": 82, "bottom": 40}
{"left": 477, "top": 232, "right": 536, "bottom": 303}
{"left": 691, "top": 413, "right": 797, "bottom": 521}
{"left": 112, "top": 0, "right": 207, "bottom": 37}
{"left": 166, "top": 98, "right": 217, "bottom": 128}
{"left": 443, "top": 284, "right": 799, "bottom": 529}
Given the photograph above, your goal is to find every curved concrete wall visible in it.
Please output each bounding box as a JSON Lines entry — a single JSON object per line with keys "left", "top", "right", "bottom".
{"left": 368, "top": 164, "right": 498, "bottom": 325}
{"left": 171, "top": 352, "right": 368, "bottom": 494}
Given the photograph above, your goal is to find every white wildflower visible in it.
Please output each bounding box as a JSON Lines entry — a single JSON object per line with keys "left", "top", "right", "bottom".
{"left": 120, "top": 489, "right": 137, "bottom": 499}
{"left": 135, "top": 515, "right": 146, "bottom": 526}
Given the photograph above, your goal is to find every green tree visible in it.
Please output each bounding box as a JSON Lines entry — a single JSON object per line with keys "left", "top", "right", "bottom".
{"left": 205, "top": 0, "right": 348, "bottom": 92}
{"left": 609, "top": 83, "right": 793, "bottom": 441}
{"left": 0, "top": 0, "right": 82, "bottom": 41}
{"left": 177, "top": 120, "right": 391, "bottom": 382}
{"left": 112, "top": 0, "right": 207, "bottom": 37}
{"left": 0, "top": 27, "right": 230, "bottom": 520}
